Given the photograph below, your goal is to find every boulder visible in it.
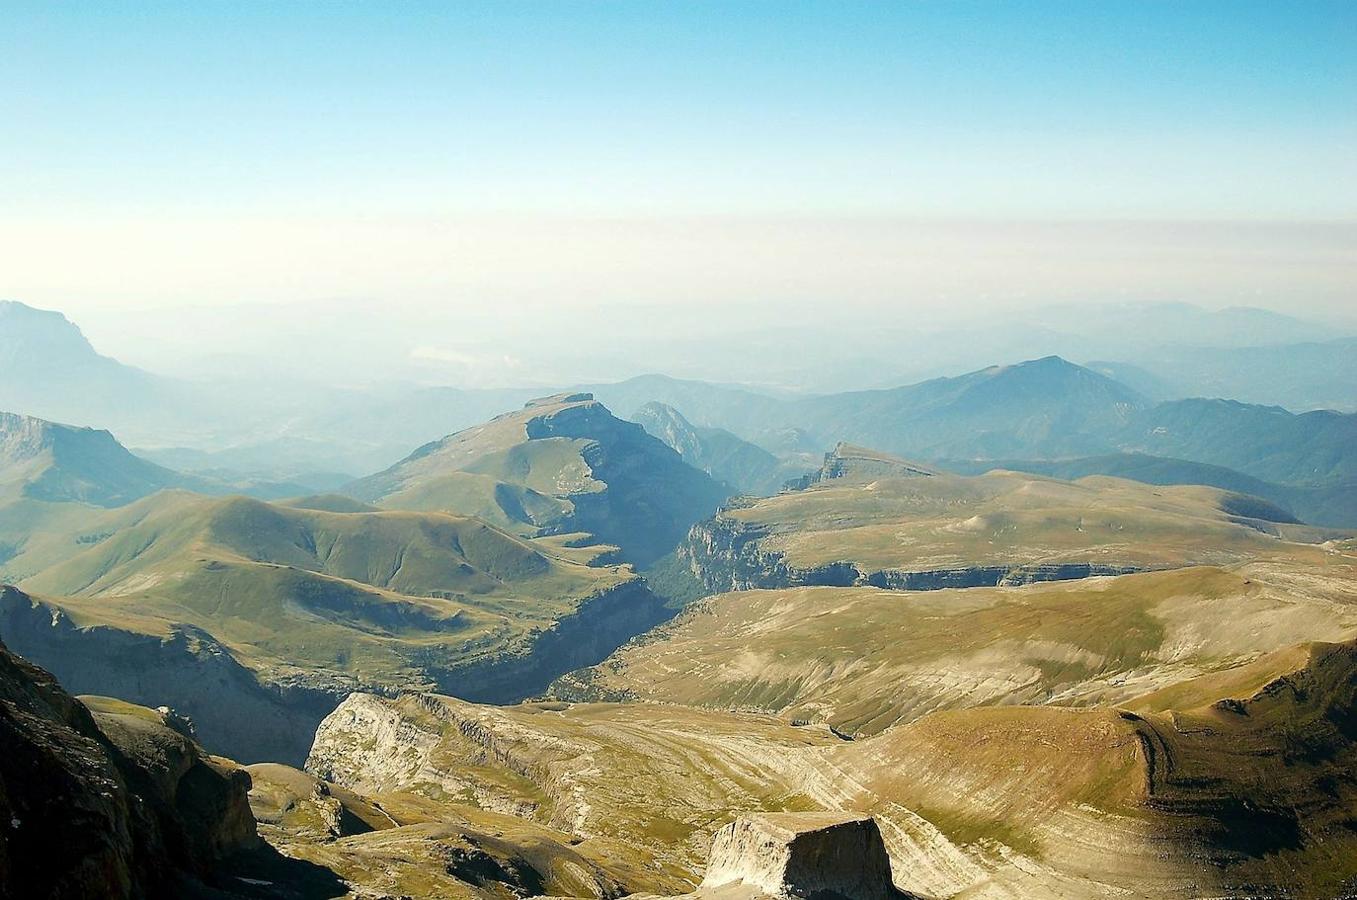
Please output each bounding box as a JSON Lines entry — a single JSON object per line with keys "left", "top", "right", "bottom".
{"left": 701, "top": 812, "right": 901, "bottom": 900}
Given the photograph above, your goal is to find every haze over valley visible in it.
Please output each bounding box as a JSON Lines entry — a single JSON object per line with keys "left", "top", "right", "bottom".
{"left": 2, "top": 2, "right": 1356, "bottom": 899}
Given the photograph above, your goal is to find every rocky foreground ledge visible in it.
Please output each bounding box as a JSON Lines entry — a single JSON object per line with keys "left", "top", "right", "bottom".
{"left": 694, "top": 812, "right": 905, "bottom": 900}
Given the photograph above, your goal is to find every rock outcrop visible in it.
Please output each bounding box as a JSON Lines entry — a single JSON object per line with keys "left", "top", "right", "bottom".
{"left": 0, "top": 637, "right": 258, "bottom": 899}
{"left": 247, "top": 761, "right": 630, "bottom": 899}
{"left": 701, "top": 813, "right": 902, "bottom": 899}
{"left": 304, "top": 691, "right": 851, "bottom": 892}
{"left": 680, "top": 514, "right": 1144, "bottom": 594}
{"left": 784, "top": 443, "right": 936, "bottom": 491}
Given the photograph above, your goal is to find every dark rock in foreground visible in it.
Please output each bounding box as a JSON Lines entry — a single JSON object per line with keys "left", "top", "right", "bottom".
{"left": 0, "top": 637, "right": 258, "bottom": 898}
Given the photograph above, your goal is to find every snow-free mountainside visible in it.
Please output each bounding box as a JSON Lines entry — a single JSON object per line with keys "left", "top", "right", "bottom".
{"left": 1, "top": 301, "right": 1356, "bottom": 898}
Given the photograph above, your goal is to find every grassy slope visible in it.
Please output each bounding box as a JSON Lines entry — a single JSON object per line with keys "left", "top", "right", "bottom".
{"left": 558, "top": 549, "right": 1357, "bottom": 737}
{"left": 718, "top": 468, "right": 1327, "bottom": 573}
{"left": 313, "top": 631, "right": 1357, "bottom": 899}
{"left": 1, "top": 490, "right": 628, "bottom": 687}
{"left": 348, "top": 394, "right": 727, "bottom": 565}
{"left": 830, "top": 636, "right": 1357, "bottom": 898}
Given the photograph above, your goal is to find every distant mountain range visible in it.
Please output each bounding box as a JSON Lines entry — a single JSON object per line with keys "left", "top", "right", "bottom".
{"left": 941, "top": 453, "right": 1356, "bottom": 530}
{"left": 0, "top": 301, "right": 173, "bottom": 435}
{"left": 598, "top": 359, "right": 1357, "bottom": 526}
{"left": 0, "top": 412, "right": 357, "bottom": 506}
{"left": 863, "top": 302, "right": 1354, "bottom": 402}
{"left": 1093, "top": 338, "right": 1357, "bottom": 412}
{"left": 2, "top": 300, "right": 1354, "bottom": 525}
{"left": 630, "top": 401, "right": 806, "bottom": 495}
{"left": 785, "top": 356, "right": 1145, "bottom": 459}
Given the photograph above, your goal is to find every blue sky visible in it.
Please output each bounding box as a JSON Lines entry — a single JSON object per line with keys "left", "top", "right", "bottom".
{"left": 0, "top": 2, "right": 1353, "bottom": 380}
{"left": 5, "top": 1, "right": 1354, "bottom": 219}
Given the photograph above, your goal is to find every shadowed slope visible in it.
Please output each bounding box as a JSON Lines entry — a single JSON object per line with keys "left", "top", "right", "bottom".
{"left": 349, "top": 393, "right": 728, "bottom": 565}
{"left": 632, "top": 401, "right": 803, "bottom": 495}
{"left": 0, "top": 412, "right": 202, "bottom": 507}
{"left": 0, "top": 492, "right": 664, "bottom": 762}
{"left": 0, "top": 638, "right": 261, "bottom": 898}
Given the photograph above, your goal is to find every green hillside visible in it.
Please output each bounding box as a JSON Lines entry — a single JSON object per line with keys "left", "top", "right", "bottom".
{"left": 1119, "top": 398, "right": 1357, "bottom": 484}
{"left": 680, "top": 452, "right": 1327, "bottom": 594}
{"left": 348, "top": 393, "right": 728, "bottom": 565}
{"left": 0, "top": 490, "right": 663, "bottom": 762}
{"left": 555, "top": 554, "right": 1357, "bottom": 737}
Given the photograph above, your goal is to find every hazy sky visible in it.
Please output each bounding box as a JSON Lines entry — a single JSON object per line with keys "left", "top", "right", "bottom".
{"left": 2, "top": 1, "right": 1354, "bottom": 381}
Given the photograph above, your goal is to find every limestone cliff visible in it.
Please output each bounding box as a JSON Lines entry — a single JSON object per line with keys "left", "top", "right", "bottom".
{"left": 680, "top": 514, "right": 1141, "bottom": 594}
{"left": 783, "top": 443, "right": 937, "bottom": 491}
{"left": 0, "top": 585, "right": 337, "bottom": 765}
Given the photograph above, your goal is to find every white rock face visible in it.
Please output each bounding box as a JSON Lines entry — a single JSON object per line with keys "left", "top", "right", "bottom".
{"left": 306, "top": 693, "right": 446, "bottom": 794}
{"left": 701, "top": 812, "right": 900, "bottom": 899}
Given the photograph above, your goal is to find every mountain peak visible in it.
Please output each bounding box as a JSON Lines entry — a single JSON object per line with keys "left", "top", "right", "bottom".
{"left": 349, "top": 395, "right": 727, "bottom": 565}
{"left": 1002, "top": 355, "right": 1086, "bottom": 374}
{"left": 980, "top": 355, "right": 1144, "bottom": 401}
{"left": 0, "top": 300, "right": 101, "bottom": 363}
{"left": 0, "top": 412, "right": 60, "bottom": 461}
{"left": 0, "top": 411, "right": 185, "bottom": 507}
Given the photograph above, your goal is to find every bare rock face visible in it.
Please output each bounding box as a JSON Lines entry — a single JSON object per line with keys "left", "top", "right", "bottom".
{"left": 783, "top": 443, "right": 936, "bottom": 491}
{"left": 701, "top": 812, "right": 900, "bottom": 900}
{"left": 0, "top": 639, "right": 258, "bottom": 899}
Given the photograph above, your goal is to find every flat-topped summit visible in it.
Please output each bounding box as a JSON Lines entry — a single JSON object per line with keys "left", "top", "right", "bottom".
{"left": 700, "top": 812, "right": 901, "bottom": 899}
{"left": 524, "top": 391, "right": 594, "bottom": 408}
{"left": 788, "top": 442, "right": 937, "bottom": 489}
